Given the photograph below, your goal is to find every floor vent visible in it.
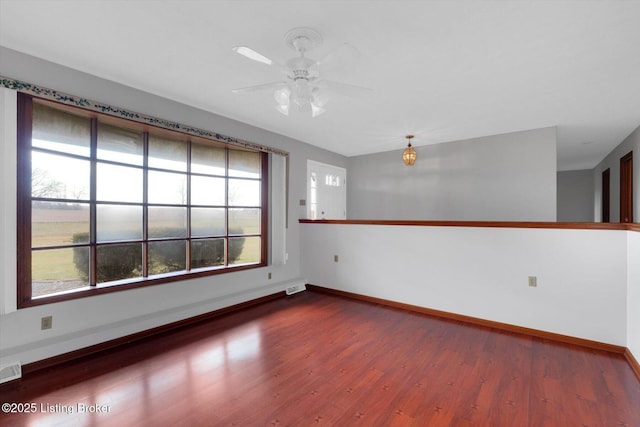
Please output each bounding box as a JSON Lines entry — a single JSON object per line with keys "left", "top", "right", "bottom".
{"left": 0, "top": 362, "right": 21, "bottom": 384}
{"left": 285, "top": 283, "right": 306, "bottom": 295}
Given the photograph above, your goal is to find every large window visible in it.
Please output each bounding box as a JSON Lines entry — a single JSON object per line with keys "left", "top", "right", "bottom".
{"left": 17, "top": 94, "right": 268, "bottom": 307}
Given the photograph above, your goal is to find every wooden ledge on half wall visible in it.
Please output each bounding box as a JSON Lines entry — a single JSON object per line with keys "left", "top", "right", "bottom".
{"left": 299, "top": 219, "right": 640, "bottom": 232}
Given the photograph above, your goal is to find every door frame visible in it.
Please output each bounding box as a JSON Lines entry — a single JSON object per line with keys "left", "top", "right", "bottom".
{"left": 620, "top": 151, "right": 633, "bottom": 223}
{"left": 602, "top": 168, "right": 610, "bottom": 223}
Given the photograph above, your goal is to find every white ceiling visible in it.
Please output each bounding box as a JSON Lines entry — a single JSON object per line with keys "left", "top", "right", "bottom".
{"left": 1, "top": 0, "right": 639, "bottom": 170}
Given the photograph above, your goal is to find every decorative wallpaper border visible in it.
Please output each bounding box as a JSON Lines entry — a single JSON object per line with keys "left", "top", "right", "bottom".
{"left": 0, "top": 76, "right": 289, "bottom": 157}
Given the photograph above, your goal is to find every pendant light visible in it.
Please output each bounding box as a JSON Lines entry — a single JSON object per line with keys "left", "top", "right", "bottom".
{"left": 402, "top": 135, "right": 417, "bottom": 166}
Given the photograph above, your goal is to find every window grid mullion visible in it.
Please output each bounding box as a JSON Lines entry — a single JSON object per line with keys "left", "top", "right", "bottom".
{"left": 142, "top": 132, "right": 149, "bottom": 278}
{"left": 89, "top": 117, "right": 98, "bottom": 287}
{"left": 186, "top": 139, "right": 192, "bottom": 271}
{"left": 225, "top": 148, "right": 229, "bottom": 267}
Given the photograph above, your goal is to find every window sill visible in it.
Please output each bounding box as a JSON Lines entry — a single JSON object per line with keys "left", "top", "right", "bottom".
{"left": 21, "top": 261, "right": 265, "bottom": 308}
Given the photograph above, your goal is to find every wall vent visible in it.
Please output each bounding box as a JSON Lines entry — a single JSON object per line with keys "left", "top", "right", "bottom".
{"left": 0, "top": 362, "right": 21, "bottom": 384}
{"left": 285, "top": 283, "right": 306, "bottom": 295}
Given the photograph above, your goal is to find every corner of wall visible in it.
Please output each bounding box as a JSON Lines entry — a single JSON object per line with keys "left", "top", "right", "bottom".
{"left": 627, "top": 231, "right": 640, "bottom": 364}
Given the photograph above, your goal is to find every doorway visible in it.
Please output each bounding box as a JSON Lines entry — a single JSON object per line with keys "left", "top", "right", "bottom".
{"left": 602, "top": 168, "right": 610, "bottom": 222}
{"left": 307, "top": 160, "right": 346, "bottom": 219}
{"left": 620, "top": 151, "right": 633, "bottom": 223}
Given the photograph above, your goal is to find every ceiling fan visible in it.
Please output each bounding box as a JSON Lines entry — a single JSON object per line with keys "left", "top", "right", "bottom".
{"left": 232, "top": 27, "right": 369, "bottom": 117}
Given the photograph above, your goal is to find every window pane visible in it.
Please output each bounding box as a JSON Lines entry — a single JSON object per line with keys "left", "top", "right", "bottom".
{"left": 228, "top": 179, "right": 260, "bottom": 206}
{"left": 32, "top": 151, "right": 90, "bottom": 199}
{"left": 192, "top": 142, "right": 225, "bottom": 175}
{"left": 191, "top": 176, "right": 225, "bottom": 206}
{"left": 149, "top": 207, "right": 187, "bottom": 238}
{"left": 229, "top": 208, "right": 260, "bottom": 235}
{"left": 97, "top": 163, "right": 143, "bottom": 203}
{"left": 148, "top": 170, "right": 187, "bottom": 205}
{"left": 229, "top": 236, "right": 260, "bottom": 265}
{"left": 229, "top": 150, "right": 260, "bottom": 178}
{"left": 149, "top": 240, "right": 186, "bottom": 275}
{"left": 149, "top": 134, "right": 187, "bottom": 171}
{"left": 191, "top": 239, "right": 225, "bottom": 269}
{"left": 191, "top": 208, "right": 225, "bottom": 237}
{"left": 97, "top": 243, "right": 142, "bottom": 283}
{"left": 32, "top": 201, "right": 90, "bottom": 247}
{"left": 97, "top": 122, "right": 144, "bottom": 165}
{"left": 32, "top": 101, "right": 90, "bottom": 157}
{"left": 32, "top": 247, "right": 89, "bottom": 297}
{"left": 97, "top": 205, "right": 143, "bottom": 242}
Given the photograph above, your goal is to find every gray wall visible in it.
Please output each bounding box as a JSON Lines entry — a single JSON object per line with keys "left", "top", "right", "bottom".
{"left": 593, "top": 124, "right": 640, "bottom": 222}
{"left": 557, "top": 169, "right": 595, "bottom": 221}
{"left": 0, "top": 46, "right": 347, "bottom": 365}
{"left": 347, "top": 127, "right": 557, "bottom": 221}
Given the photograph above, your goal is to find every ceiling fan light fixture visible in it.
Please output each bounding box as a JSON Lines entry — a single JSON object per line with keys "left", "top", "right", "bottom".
{"left": 310, "top": 102, "right": 326, "bottom": 117}
{"left": 274, "top": 87, "right": 291, "bottom": 105}
{"left": 312, "top": 88, "right": 329, "bottom": 107}
{"left": 294, "top": 97, "right": 310, "bottom": 109}
{"left": 275, "top": 103, "right": 290, "bottom": 116}
{"left": 402, "top": 135, "right": 417, "bottom": 166}
{"left": 293, "top": 80, "right": 312, "bottom": 104}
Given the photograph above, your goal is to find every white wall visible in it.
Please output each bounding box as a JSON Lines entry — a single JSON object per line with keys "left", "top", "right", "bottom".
{"left": 628, "top": 231, "right": 640, "bottom": 359}
{"left": 347, "top": 127, "right": 557, "bottom": 221}
{"left": 593, "top": 125, "right": 640, "bottom": 222}
{"left": 301, "top": 223, "right": 628, "bottom": 345}
{"left": 557, "top": 169, "right": 594, "bottom": 221}
{"left": 0, "top": 47, "right": 347, "bottom": 367}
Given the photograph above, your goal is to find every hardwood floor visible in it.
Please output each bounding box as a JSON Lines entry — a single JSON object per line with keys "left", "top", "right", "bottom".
{"left": 1, "top": 290, "right": 639, "bottom": 426}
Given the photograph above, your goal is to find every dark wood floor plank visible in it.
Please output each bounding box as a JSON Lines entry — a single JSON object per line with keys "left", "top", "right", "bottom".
{"left": 1, "top": 291, "right": 638, "bottom": 426}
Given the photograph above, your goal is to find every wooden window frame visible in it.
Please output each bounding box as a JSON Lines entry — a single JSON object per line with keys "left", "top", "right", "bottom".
{"left": 17, "top": 93, "right": 268, "bottom": 308}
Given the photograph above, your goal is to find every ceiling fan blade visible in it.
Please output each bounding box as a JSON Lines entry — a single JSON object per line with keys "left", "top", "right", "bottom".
{"left": 232, "top": 46, "right": 277, "bottom": 66}
{"left": 316, "top": 80, "right": 372, "bottom": 98}
{"left": 315, "top": 43, "right": 361, "bottom": 72}
{"left": 231, "top": 82, "right": 287, "bottom": 94}
{"left": 232, "top": 46, "right": 288, "bottom": 72}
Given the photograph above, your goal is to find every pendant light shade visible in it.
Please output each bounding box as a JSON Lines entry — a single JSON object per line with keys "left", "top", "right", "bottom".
{"left": 402, "top": 135, "right": 417, "bottom": 166}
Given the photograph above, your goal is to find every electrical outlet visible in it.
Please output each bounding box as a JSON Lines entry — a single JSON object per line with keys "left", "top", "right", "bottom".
{"left": 41, "top": 316, "right": 52, "bottom": 330}
{"left": 528, "top": 276, "right": 537, "bottom": 287}
{"left": 334, "top": 255, "right": 339, "bottom": 262}
{"left": 268, "top": 272, "right": 272, "bottom": 280}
